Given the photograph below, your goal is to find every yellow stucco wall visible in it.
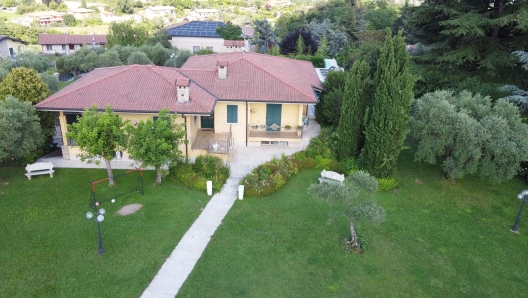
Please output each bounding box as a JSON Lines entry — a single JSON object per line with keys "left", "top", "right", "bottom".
{"left": 59, "top": 102, "right": 308, "bottom": 160}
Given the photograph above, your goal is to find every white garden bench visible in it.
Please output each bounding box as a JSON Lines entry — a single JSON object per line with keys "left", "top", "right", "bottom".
{"left": 318, "top": 169, "right": 345, "bottom": 183}
{"left": 25, "top": 162, "right": 55, "bottom": 180}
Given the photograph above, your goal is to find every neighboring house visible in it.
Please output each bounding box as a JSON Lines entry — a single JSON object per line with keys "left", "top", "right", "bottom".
{"left": 191, "top": 8, "right": 219, "bottom": 20}
{"left": 23, "top": 11, "right": 64, "bottom": 26}
{"left": 144, "top": 5, "right": 175, "bottom": 19}
{"left": 223, "top": 40, "right": 246, "bottom": 53}
{"left": 34, "top": 52, "right": 322, "bottom": 161}
{"left": 38, "top": 34, "right": 107, "bottom": 54}
{"left": 71, "top": 8, "right": 95, "bottom": 20}
{"left": 0, "top": 35, "right": 28, "bottom": 60}
{"left": 314, "top": 59, "right": 342, "bottom": 82}
{"left": 168, "top": 21, "right": 226, "bottom": 53}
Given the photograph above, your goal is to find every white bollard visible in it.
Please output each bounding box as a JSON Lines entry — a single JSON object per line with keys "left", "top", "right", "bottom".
{"left": 206, "top": 181, "right": 213, "bottom": 196}
{"left": 238, "top": 185, "right": 244, "bottom": 200}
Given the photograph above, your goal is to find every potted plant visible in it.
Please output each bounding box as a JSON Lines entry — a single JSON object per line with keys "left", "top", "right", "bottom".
{"left": 297, "top": 125, "right": 302, "bottom": 130}
{"left": 285, "top": 125, "right": 291, "bottom": 130}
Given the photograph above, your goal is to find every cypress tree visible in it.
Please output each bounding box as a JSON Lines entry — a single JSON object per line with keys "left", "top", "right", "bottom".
{"left": 362, "top": 29, "right": 414, "bottom": 178}
{"left": 336, "top": 60, "right": 371, "bottom": 160}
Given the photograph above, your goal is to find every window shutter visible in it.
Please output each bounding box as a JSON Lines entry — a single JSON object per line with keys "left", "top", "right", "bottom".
{"left": 227, "top": 105, "right": 238, "bottom": 123}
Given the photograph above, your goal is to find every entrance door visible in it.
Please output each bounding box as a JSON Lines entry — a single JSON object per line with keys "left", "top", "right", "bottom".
{"left": 266, "top": 104, "right": 282, "bottom": 131}
{"left": 201, "top": 115, "right": 214, "bottom": 129}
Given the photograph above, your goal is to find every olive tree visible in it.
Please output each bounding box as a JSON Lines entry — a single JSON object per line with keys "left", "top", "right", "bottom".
{"left": 410, "top": 90, "right": 528, "bottom": 182}
{"left": 308, "top": 171, "right": 385, "bottom": 252}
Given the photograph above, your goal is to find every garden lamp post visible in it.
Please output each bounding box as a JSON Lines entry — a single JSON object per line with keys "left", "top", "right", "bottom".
{"left": 86, "top": 208, "right": 106, "bottom": 254}
{"left": 511, "top": 190, "right": 528, "bottom": 233}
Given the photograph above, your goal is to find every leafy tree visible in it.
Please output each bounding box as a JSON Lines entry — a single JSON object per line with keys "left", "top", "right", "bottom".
{"left": 107, "top": 22, "right": 147, "bottom": 47}
{"left": 365, "top": 1, "right": 398, "bottom": 30}
{"left": 81, "top": 0, "right": 87, "bottom": 8}
{"left": 164, "top": 49, "right": 193, "bottom": 67}
{"left": 252, "top": 19, "right": 278, "bottom": 53}
{"left": 57, "top": 3, "right": 68, "bottom": 12}
{"left": 0, "top": 67, "right": 56, "bottom": 154}
{"left": 48, "top": 1, "right": 58, "bottom": 9}
{"left": 3, "top": 0, "right": 16, "bottom": 7}
{"left": 363, "top": 29, "right": 414, "bottom": 178}
{"left": 139, "top": 43, "right": 171, "bottom": 66}
{"left": 39, "top": 73, "right": 58, "bottom": 94}
{"left": 0, "top": 96, "right": 44, "bottom": 164}
{"left": 97, "top": 50, "right": 123, "bottom": 67}
{"left": 308, "top": 170, "right": 385, "bottom": 252}
{"left": 20, "top": 52, "right": 49, "bottom": 71}
{"left": 0, "top": 67, "right": 50, "bottom": 104}
{"left": 337, "top": 60, "right": 371, "bottom": 160}
{"left": 305, "top": 0, "right": 357, "bottom": 37}
{"left": 145, "top": 29, "right": 172, "bottom": 49}
{"left": 125, "top": 109, "right": 186, "bottom": 183}
{"left": 62, "top": 47, "right": 98, "bottom": 73}
{"left": 410, "top": 90, "right": 528, "bottom": 183}
{"left": 67, "top": 105, "right": 127, "bottom": 186}
{"left": 116, "top": 0, "right": 134, "bottom": 14}
{"left": 111, "top": 45, "right": 137, "bottom": 63}
{"left": 279, "top": 29, "right": 318, "bottom": 55}
{"left": 0, "top": 23, "right": 41, "bottom": 44}
{"left": 63, "top": 14, "right": 76, "bottom": 27}
{"left": 315, "top": 69, "right": 347, "bottom": 127}
{"left": 127, "top": 51, "right": 153, "bottom": 65}
{"left": 216, "top": 22, "right": 243, "bottom": 40}
{"left": 308, "top": 18, "right": 348, "bottom": 57}
{"left": 196, "top": 48, "right": 215, "bottom": 55}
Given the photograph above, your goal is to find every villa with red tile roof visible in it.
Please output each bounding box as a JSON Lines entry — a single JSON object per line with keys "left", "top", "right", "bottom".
{"left": 38, "top": 34, "right": 107, "bottom": 55}
{"left": 35, "top": 52, "right": 322, "bottom": 160}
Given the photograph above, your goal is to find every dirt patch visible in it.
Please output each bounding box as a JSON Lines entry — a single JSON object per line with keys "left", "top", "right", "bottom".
{"left": 117, "top": 204, "right": 143, "bottom": 216}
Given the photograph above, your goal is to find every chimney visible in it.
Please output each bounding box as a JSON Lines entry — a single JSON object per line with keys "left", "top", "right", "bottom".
{"left": 175, "top": 78, "right": 190, "bottom": 103}
{"left": 217, "top": 60, "right": 228, "bottom": 80}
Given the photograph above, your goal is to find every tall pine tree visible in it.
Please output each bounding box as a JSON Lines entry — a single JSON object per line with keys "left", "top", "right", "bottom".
{"left": 362, "top": 29, "right": 414, "bottom": 178}
{"left": 337, "top": 60, "right": 371, "bottom": 160}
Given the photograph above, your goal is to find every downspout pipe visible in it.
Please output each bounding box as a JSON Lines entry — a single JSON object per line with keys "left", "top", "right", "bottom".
{"left": 183, "top": 115, "right": 188, "bottom": 161}
{"left": 245, "top": 101, "right": 248, "bottom": 147}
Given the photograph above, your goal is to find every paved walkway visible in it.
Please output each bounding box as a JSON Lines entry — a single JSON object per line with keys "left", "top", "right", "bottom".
{"left": 39, "top": 121, "right": 320, "bottom": 298}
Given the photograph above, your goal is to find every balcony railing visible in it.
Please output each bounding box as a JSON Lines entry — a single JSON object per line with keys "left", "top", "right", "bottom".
{"left": 248, "top": 124, "right": 303, "bottom": 139}
{"left": 191, "top": 129, "right": 232, "bottom": 154}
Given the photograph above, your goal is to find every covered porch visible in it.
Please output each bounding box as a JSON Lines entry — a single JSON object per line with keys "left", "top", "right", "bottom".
{"left": 191, "top": 130, "right": 233, "bottom": 154}
{"left": 247, "top": 124, "right": 303, "bottom": 139}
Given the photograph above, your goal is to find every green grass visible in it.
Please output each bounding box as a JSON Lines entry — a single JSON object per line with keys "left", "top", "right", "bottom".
{"left": 0, "top": 167, "right": 211, "bottom": 297}
{"left": 0, "top": 11, "right": 22, "bottom": 20}
{"left": 57, "top": 80, "right": 75, "bottom": 90}
{"left": 178, "top": 150, "right": 528, "bottom": 297}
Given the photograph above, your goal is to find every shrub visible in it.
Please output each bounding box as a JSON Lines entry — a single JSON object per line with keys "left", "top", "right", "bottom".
{"left": 376, "top": 177, "right": 398, "bottom": 192}
{"left": 169, "top": 156, "right": 230, "bottom": 193}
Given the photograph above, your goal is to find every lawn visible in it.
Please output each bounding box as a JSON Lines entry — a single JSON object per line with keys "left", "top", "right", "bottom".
{"left": 0, "top": 166, "right": 211, "bottom": 297}
{"left": 178, "top": 149, "right": 528, "bottom": 297}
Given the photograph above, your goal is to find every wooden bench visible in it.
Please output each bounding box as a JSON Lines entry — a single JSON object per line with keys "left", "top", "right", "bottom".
{"left": 318, "top": 169, "right": 345, "bottom": 183}
{"left": 25, "top": 162, "right": 55, "bottom": 180}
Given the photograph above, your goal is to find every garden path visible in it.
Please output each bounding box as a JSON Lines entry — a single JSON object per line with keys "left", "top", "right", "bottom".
{"left": 140, "top": 121, "right": 320, "bottom": 298}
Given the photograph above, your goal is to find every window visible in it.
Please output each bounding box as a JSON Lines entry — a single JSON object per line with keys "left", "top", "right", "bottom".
{"left": 8, "top": 48, "right": 13, "bottom": 55}
{"left": 65, "top": 113, "right": 82, "bottom": 146}
{"left": 46, "top": 45, "right": 52, "bottom": 51}
{"left": 62, "top": 45, "right": 66, "bottom": 51}
{"left": 206, "top": 46, "right": 213, "bottom": 50}
{"left": 193, "top": 46, "right": 200, "bottom": 53}
{"left": 227, "top": 105, "right": 238, "bottom": 123}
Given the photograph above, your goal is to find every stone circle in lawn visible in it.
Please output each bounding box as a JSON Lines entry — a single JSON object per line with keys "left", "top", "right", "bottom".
{"left": 117, "top": 204, "right": 143, "bottom": 216}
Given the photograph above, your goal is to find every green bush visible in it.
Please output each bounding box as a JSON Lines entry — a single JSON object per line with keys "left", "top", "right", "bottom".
{"left": 169, "top": 156, "right": 230, "bottom": 193}
{"left": 376, "top": 177, "right": 398, "bottom": 192}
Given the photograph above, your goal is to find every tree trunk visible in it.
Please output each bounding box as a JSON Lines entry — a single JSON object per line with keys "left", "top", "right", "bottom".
{"left": 155, "top": 166, "right": 162, "bottom": 184}
{"left": 491, "top": 0, "right": 506, "bottom": 41}
{"left": 345, "top": 222, "right": 361, "bottom": 252}
{"left": 104, "top": 158, "right": 115, "bottom": 186}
